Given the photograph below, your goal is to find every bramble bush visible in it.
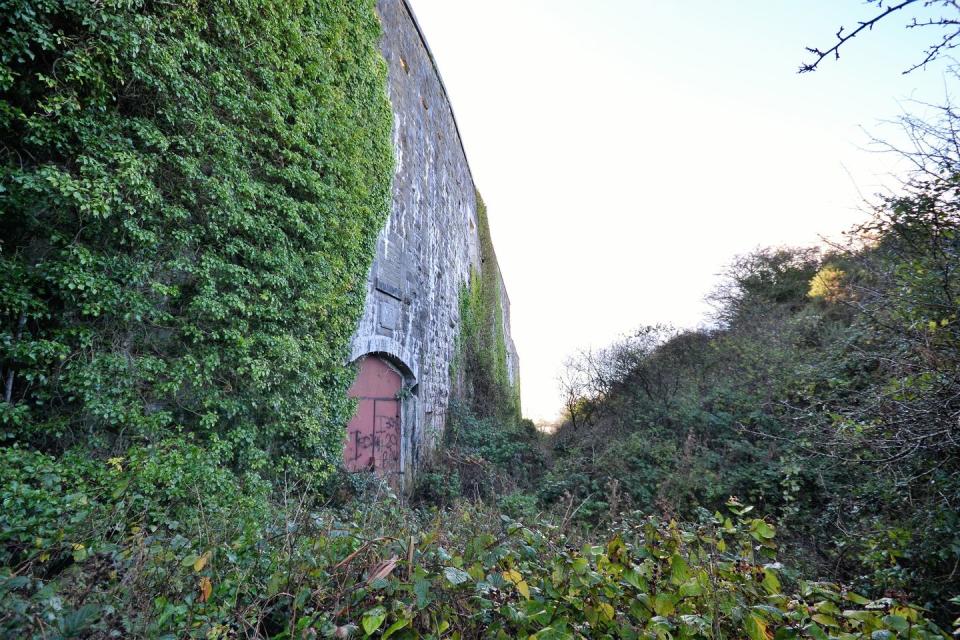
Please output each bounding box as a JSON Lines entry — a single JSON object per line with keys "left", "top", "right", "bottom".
{"left": 546, "top": 158, "right": 960, "bottom": 617}
{"left": 0, "top": 451, "right": 949, "bottom": 638}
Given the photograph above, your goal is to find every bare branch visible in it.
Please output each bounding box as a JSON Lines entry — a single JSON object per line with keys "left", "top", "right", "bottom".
{"left": 799, "top": 0, "right": 960, "bottom": 74}
{"left": 904, "top": 9, "right": 960, "bottom": 72}
{"left": 800, "top": 0, "right": 920, "bottom": 73}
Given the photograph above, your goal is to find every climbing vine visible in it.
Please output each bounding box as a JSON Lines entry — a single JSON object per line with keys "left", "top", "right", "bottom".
{"left": 453, "top": 193, "right": 520, "bottom": 422}
{"left": 0, "top": 0, "right": 394, "bottom": 478}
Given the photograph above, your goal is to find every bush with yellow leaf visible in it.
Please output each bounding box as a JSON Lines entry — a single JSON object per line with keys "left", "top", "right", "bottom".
{"left": 0, "top": 448, "right": 949, "bottom": 639}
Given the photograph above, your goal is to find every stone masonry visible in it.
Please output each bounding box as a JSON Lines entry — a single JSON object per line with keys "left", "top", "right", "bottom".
{"left": 349, "top": 0, "right": 520, "bottom": 487}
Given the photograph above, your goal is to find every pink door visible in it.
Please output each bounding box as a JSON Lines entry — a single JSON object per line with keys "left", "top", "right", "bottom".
{"left": 344, "top": 356, "right": 401, "bottom": 474}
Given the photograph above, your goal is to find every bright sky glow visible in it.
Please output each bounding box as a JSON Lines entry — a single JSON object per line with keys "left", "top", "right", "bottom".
{"left": 407, "top": 0, "right": 954, "bottom": 423}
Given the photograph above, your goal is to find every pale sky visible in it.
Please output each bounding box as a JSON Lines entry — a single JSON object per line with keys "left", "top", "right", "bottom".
{"left": 407, "top": 1, "right": 954, "bottom": 423}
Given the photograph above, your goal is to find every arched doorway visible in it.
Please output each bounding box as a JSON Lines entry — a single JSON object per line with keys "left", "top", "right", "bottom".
{"left": 344, "top": 355, "right": 402, "bottom": 475}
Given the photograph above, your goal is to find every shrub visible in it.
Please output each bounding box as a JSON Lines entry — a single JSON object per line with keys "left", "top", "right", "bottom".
{"left": 497, "top": 491, "right": 539, "bottom": 520}
{"left": 2, "top": 476, "right": 948, "bottom": 639}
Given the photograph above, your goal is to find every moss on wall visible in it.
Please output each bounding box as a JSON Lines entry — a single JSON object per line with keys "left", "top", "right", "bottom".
{"left": 453, "top": 193, "right": 521, "bottom": 422}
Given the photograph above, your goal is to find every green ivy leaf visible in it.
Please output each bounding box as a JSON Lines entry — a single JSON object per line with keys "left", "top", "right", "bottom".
{"left": 679, "top": 578, "right": 703, "bottom": 598}
{"left": 382, "top": 617, "right": 409, "bottom": 639}
{"left": 414, "top": 577, "right": 432, "bottom": 608}
{"left": 762, "top": 568, "right": 781, "bottom": 594}
{"left": 751, "top": 520, "right": 776, "bottom": 540}
{"left": 653, "top": 593, "right": 676, "bottom": 617}
{"left": 805, "top": 623, "right": 829, "bottom": 640}
{"left": 361, "top": 606, "right": 386, "bottom": 636}
{"left": 811, "top": 614, "right": 839, "bottom": 628}
{"left": 444, "top": 566, "right": 471, "bottom": 585}
{"left": 881, "top": 615, "right": 909, "bottom": 632}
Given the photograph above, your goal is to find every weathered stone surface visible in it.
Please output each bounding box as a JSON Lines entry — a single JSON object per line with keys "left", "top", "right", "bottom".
{"left": 349, "top": 0, "right": 519, "bottom": 487}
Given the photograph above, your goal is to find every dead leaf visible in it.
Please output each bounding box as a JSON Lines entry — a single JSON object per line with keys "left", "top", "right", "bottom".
{"left": 199, "top": 576, "right": 212, "bottom": 602}
{"left": 366, "top": 555, "right": 398, "bottom": 585}
{"left": 193, "top": 550, "right": 211, "bottom": 573}
{"left": 517, "top": 580, "right": 530, "bottom": 599}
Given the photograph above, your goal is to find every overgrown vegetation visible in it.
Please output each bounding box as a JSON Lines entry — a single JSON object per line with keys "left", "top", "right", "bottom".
{"left": 418, "top": 191, "right": 536, "bottom": 506}
{"left": 0, "top": 0, "right": 394, "bottom": 479}
{"left": 412, "top": 401, "right": 542, "bottom": 506}
{"left": 547, "top": 104, "right": 960, "bottom": 621}
{"left": 0, "top": 1, "right": 957, "bottom": 637}
{"left": 453, "top": 193, "right": 521, "bottom": 424}
{"left": 0, "top": 450, "right": 948, "bottom": 638}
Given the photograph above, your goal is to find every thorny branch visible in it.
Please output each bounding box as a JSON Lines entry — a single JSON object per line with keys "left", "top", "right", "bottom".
{"left": 800, "top": 0, "right": 960, "bottom": 74}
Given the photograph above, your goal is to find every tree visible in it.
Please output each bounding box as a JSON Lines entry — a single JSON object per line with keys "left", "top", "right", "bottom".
{"left": 706, "top": 247, "right": 822, "bottom": 327}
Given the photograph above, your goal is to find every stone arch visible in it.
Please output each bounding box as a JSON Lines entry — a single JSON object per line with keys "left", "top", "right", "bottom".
{"left": 349, "top": 336, "right": 418, "bottom": 383}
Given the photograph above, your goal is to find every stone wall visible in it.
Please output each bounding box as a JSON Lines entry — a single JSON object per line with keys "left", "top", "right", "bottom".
{"left": 349, "top": 0, "right": 519, "bottom": 487}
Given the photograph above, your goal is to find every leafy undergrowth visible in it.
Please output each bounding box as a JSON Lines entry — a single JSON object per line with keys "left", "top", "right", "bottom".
{"left": 0, "top": 445, "right": 951, "bottom": 639}
{"left": 412, "top": 403, "right": 545, "bottom": 506}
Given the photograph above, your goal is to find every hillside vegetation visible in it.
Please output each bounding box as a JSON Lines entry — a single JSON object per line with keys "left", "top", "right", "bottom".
{"left": 0, "top": 1, "right": 957, "bottom": 638}
{"left": 541, "top": 114, "right": 960, "bottom": 620}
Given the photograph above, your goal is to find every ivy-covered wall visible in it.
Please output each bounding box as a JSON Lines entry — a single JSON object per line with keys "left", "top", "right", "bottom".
{"left": 0, "top": 0, "right": 520, "bottom": 486}
{"left": 454, "top": 194, "right": 521, "bottom": 423}
{"left": 0, "top": 0, "right": 394, "bottom": 479}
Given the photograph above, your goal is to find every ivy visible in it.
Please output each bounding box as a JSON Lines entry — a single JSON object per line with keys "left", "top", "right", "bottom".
{"left": 0, "top": 0, "right": 394, "bottom": 478}
{"left": 454, "top": 193, "right": 520, "bottom": 422}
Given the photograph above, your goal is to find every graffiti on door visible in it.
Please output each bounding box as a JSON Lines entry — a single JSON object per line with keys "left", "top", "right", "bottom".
{"left": 344, "top": 355, "right": 401, "bottom": 475}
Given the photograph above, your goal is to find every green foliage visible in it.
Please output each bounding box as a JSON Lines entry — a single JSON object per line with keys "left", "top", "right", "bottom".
{"left": 437, "top": 192, "right": 531, "bottom": 505}
{"left": 414, "top": 403, "right": 544, "bottom": 504}
{"left": 497, "top": 491, "right": 539, "bottom": 520}
{"left": 549, "top": 184, "right": 960, "bottom": 618}
{"left": 454, "top": 193, "right": 520, "bottom": 423}
{"left": 709, "top": 247, "right": 822, "bottom": 326}
{"left": 786, "top": 187, "right": 960, "bottom": 610}
{"left": 0, "top": 441, "right": 272, "bottom": 637}
{"left": 0, "top": 453, "right": 947, "bottom": 639}
{"left": 446, "top": 403, "right": 537, "bottom": 470}
{"left": 412, "top": 468, "right": 462, "bottom": 505}
{"left": 0, "top": 2, "right": 955, "bottom": 635}
{"left": 0, "top": 0, "right": 394, "bottom": 478}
